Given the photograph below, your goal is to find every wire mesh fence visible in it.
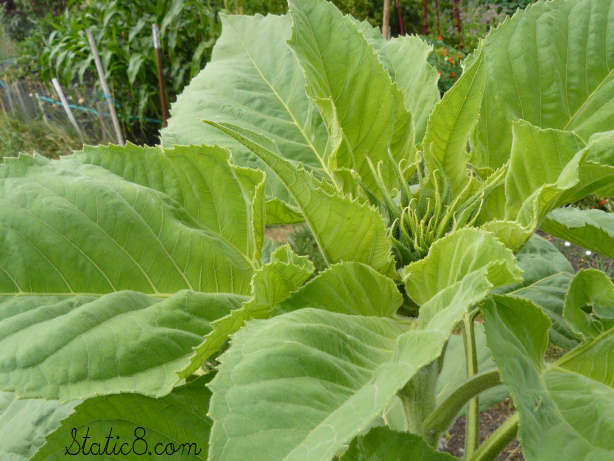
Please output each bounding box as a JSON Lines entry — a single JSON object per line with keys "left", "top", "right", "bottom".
{"left": 0, "top": 77, "right": 131, "bottom": 146}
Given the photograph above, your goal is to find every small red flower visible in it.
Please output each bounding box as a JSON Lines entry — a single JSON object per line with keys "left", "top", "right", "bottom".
{"left": 451, "top": 72, "right": 456, "bottom": 78}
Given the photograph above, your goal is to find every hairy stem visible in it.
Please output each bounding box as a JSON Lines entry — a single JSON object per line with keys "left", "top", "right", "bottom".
{"left": 422, "top": 370, "right": 501, "bottom": 446}
{"left": 463, "top": 313, "right": 479, "bottom": 459}
{"left": 469, "top": 413, "right": 519, "bottom": 461}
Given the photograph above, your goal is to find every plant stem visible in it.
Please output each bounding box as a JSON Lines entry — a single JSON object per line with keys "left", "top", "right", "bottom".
{"left": 435, "top": 0, "right": 441, "bottom": 37}
{"left": 400, "top": 361, "right": 440, "bottom": 435}
{"left": 422, "top": 370, "right": 501, "bottom": 446}
{"left": 423, "top": 0, "right": 428, "bottom": 35}
{"left": 469, "top": 413, "right": 519, "bottom": 461}
{"left": 463, "top": 312, "right": 479, "bottom": 460}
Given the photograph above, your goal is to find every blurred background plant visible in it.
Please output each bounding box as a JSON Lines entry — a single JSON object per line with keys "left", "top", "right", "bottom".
{"left": 425, "top": 37, "right": 465, "bottom": 92}
{"left": 1, "top": 0, "right": 288, "bottom": 144}
{"left": 0, "top": 0, "right": 535, "bottom": 145}
{"left": 0, "top": 114, "right": 81, "bottom": 159}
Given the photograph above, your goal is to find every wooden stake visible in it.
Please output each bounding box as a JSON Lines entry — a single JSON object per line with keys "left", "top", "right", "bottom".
{"left": 382, "top": 0, "right": 391, "bottom": 39}
{"left": 86, "top": 28, "right": 124, "bottom": 145}
{"left": 96, "top": 100, "right": 114, "bottom": 142}
{"left": 152, "top": 24, "right": 168, "bottom": 128}
{"left": 51, "top": 78, "right": 84, "bottom": 143}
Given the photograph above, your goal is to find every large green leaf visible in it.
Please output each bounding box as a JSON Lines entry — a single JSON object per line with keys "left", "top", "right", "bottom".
{"left": 483, "top": 293, "right": 614, "bottom": 460}
{"left": 208, "top": 309, "right": 412, "bottom": 461}
{"left": 277, "top": 262, "right": 402, "bottom": 317}
{"left": 160, "top": 14, "right": 327, "bottom": 201}
{"left": 0, "top": 153, "right": 257, "bottom": 296}
{"left": 340, "top": 427, "right": 457, "bottom": 461}
{"left": 473, "top": 0, "right": 614, "bottom": 169}
{"left": 0, "top": 148, "right": 264, "bottom": 399}
{"left": 0, "top": 290, "right": 243, "bottom": 400}
{"left": 500, "top": 234, "right": 578, "bottom": 348}
{"left": 542, "top": 207, "right": 614, "bottom": 260}
{"left": 76, "top": 143, "right": 265, "bottom": 262}
{"left": 0, "top": 393, "right": 78, "bottom": 461}
{"left": 32, "top": 376, "right": 212, "bottom": 460}
{"left": 287, "top": 0, "right": 413, "bottom": 193}
{"left": 205, "top": 122, "right": 396, "bottom": 277}
{"left": 208, "top": 229, "right": 521, "bottom": 461}
{"left": 422, "top": 49, "right": 485, "bottom": 195}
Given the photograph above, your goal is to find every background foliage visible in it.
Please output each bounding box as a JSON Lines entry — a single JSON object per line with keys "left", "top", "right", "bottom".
{"left": 1, "top": 0, "right": 530, "bottom": 144}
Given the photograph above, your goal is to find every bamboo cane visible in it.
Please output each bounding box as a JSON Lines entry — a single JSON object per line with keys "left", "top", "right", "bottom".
{"left": 86, "top": 28, "right": 124, "bottom": 145}
{"left": 51, "top": 78, "right": 84, "bottom": 143}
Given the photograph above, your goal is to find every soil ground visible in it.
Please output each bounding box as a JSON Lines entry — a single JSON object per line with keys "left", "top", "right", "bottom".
{"left": 440, "top": 398, "right": 523, "bottom": 460}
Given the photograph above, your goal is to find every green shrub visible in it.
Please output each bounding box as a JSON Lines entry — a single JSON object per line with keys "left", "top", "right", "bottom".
{"left": 2, "top": 1, "right": 614, "bottom": 460}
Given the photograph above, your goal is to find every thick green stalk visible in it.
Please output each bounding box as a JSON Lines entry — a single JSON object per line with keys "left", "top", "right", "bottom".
{"left": 400, "top": 361, "right": 440, "bottom": 435}
{"left": 469, "top": 413, "right": 519, "bottom": 461}
{"left": 422, "top": 370, "right": 501, "bottom": 446}
{"left": 463, "top": 312, "right": 479, "bottom": 459}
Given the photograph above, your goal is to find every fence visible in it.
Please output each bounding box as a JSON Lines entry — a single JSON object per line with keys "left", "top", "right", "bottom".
{"left": 0, "top": 77, "right": 164, "bottom": 146}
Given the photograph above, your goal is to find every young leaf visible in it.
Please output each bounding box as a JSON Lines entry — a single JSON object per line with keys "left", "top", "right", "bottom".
{"left": 205, "top": 122, "right": 396, "bottom": 278}
{"left": 265, "top": 198, "right": 304, "bottom": 226}
{"left": 484, "top": 294, "right": 614, "bottom": 460}
{"left": 542, "top": 207, "right": 614, "bottom": 260}
{"left": 502, "top": 121, "right": 585, "bottom": 221}
{"left": 31, "top": 376, "right": 212, "bottom": 460}
{"left": 341, "top": 427, "right": 457, "bottom": 460}
{"left": 402, "top": 228, "right": 522, "bottom": 308}
{"left": 287, "top": 0, "right": 413, "bottom": 193}
{"left": 352, "top": 19, "right": 440, "bottom": 143}
{"left": 422, "top": 48, "right": 485, "bottom": 195}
